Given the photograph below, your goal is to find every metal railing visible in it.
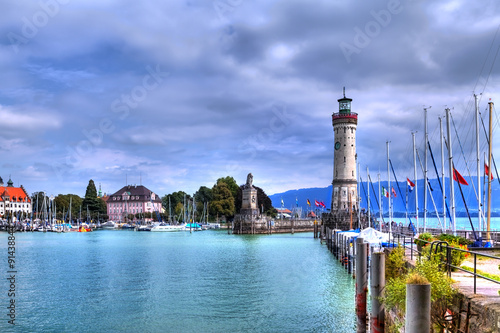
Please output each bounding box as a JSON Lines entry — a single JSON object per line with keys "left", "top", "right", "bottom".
{"left": 392, "top": 233, "right": 500, "bottom": 294}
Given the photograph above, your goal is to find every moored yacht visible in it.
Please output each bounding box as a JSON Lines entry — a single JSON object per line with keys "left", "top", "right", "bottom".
{"left": 101, "top": 221, "right": 116, "bottom": 229}
{"left": 151, "top": 223, "right": 183, "bottom": 232}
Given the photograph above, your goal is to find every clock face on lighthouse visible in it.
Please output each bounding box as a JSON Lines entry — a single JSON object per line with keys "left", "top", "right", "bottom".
{"left": 335, "top": 142, "right": 341, "bottom": 150}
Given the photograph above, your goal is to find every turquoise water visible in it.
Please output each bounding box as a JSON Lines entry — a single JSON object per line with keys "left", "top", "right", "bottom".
{"left": 386, "top": 216, "right": 500, "bottom": 232}
{"left": 1, "top": 230, "right": 355, "bottom": 332}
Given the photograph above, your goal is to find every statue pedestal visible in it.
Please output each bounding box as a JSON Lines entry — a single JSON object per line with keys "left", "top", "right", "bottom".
{"left": 234, "top": 186, "right": 262, "bottom": 234}
{"left": 241, "top": 187, "right": 258, "bottom": 213}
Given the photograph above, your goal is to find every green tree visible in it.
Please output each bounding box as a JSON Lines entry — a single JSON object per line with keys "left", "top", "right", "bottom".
{"left": 216, "top": 176, "right": 239, "bottom": 199}
{"left": 194, "top": 186, "right": 213, "bottom": 217}
{"left": 172, "top": 202, "right": 182, "bottom": 220}
{"left": 210, "top": 182, "right": 235, "bottom": 220}
{"left": 54, "top": 194, "right": 83, "bottom": 222}
{"left": 82, "top": 180, "right": 101, "bottom": 214}
{"left": 162, "top": 191, "right": 191, "bottom": 215}
{"left": 31, "top": 192, "right": 48, "bottom": 218}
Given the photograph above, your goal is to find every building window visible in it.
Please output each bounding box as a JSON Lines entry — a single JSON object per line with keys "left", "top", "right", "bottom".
{"left": 344, "top": 156, "right": 346, "bottom": 162}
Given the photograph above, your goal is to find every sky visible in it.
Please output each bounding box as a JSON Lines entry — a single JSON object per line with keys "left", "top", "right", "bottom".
{"left": 1, "top": 0, "right": 500, "bottom": 199}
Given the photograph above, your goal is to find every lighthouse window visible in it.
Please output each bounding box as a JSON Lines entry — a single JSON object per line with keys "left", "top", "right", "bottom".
{"left": 344, "top": 156, "right": 346, "bottom": 162}
{"left": 351, "top": 128, "right": 353, "bottom": 133}
{"left": 352, "top": 171, "right": 354, "bottom": 176}
{"left": 344, "top": 128, "right": 346, "bottom": 133}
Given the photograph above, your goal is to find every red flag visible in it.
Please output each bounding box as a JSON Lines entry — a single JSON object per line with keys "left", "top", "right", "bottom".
{"left": 485, "top": 163, "right": 494, "bottom": 180}
{"left": 314, "top": 200, "right": 320, "bottom": 207}
{"left": 391, "top": 187, "right": 397, "bottom": 197}
{"left": 453, "top": 168, "right": 468, "bottom": 185}
{"left": 320, "top": 201, "right": 326, "bottom": 208}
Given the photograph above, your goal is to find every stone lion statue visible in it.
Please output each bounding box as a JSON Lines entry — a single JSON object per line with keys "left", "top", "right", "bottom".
{"left": 246, "top": 173, "right": 253, "bottom": 188}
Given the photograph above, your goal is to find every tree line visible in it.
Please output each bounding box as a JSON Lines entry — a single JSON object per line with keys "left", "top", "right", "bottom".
{"left": 28, "top": 177, "right": 276, "bottom": 223}
{"left": 162, "top": 176, "right": 276, "bottom": 222}
{"left": 31, "top": 180, "right": 107, "bottom": 222}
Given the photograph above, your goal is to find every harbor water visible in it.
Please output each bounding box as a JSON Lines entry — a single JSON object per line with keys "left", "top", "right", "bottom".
{"left": 1, "top": 230, "right": 356, "bottom": 332}
{"left": 383, "top": 216, "right": 500, "bottom": 232}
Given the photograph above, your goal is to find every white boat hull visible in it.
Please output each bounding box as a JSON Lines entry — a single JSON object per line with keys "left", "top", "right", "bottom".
{"left": 151, "top": 225, "right": 184, "bottom": 232}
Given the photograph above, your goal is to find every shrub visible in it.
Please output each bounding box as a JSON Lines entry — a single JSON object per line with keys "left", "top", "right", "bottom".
{"left": 423, "top": 239, "right": 467, "bottom": 271}
{"left": 415, "top": 232, "right": 433, "bottom": 248}
{"left": 385, "top": 246, "right": 408, "bottom": 280}
{"left": 406, "top": 272, "right": 429, "bottom": 285}
{"left": 438, "top": 233, "right": 472, "bottom": 246}
{"left": 381, "top": 255, "right": 456, "bottom": 316}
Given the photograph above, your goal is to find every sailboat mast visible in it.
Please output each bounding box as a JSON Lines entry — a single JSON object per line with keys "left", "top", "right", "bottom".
{"left": 439, "top": 117, "right": 446, "bottom": 231}
{"left": 169, "top": 196, "right": 172, "bottom": 223}
{"left": 387, "top": 141, "right": 392, "bottom": 234}
{"left": 424, "top": 107, "right": 429, "bottom": 232}
{"left": 357, "top": 162, "right": 361, "bottom": 227}
{"left": 413, "top": 132, "right": 419, "bottom": 232}
{"left": 378, "top": 173, "right": 382, "bottom": 230}
{"left": 475, "top": 94, "right": 482, "bottom": 237}
{"left": 367, "top": 167, "right": 371, "bottom": 228}
{"left": 446, "top": 108, "right": 456, "bottom": 236}
{"left": 487, "top": 101, "right": 494, "bottom": 243}
{"left": 69, "top": 196, "right": 72, "bottom": 225}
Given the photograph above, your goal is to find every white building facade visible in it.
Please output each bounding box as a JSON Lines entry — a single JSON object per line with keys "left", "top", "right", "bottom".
{"left": 0, "top": 177, "right": 32, "bottom": 219}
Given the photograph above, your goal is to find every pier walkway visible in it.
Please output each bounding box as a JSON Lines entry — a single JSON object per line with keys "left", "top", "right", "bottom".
{"left": 396, "top": 236, "right": 500, "bottom": 332}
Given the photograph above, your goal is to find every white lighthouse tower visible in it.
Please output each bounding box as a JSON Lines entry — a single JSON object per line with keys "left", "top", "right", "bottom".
{"left": 331, "top": 88, "right": 358, "bottom": 212}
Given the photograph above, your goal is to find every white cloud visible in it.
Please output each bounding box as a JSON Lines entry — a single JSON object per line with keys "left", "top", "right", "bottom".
{"left": 1, "top": 0, "right": 500, "bottom": 198}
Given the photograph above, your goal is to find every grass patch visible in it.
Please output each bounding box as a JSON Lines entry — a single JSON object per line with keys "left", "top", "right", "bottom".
{"left": 460, "top": 266, "right": 500, "bottom": 282}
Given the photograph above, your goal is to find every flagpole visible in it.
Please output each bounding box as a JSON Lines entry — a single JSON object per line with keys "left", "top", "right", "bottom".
{"left": 475, "top": 94, "right": 482, "bottom": 239}
{"left": 446, "top": 108, "right": 456, "bottom": 236}
{"left": 405, "top": 181, "right": 408, "bottom": 227}
{"left": 378, "top": 172, "right": 382, "bottom": 231}
{"left": 487, "top": 101, "right": 493, "bottom": 243}
{"left": 439, "top": 116, "right": 446, "bottom": 232}
{"left": 413, "top": 132, "right": 419, "bottom": 233}
{"left": 424, "top": 106, "right": 430, "bottom": 233}
{"left": 280, "top": 197, "right": 283, "bottom": 221}
{"left": 387, "top": 141, "right": 392, "bottom": 235}
{"left": 367, "top": 167, "right": 371, "bottom": 229}
{"left": 483, "top": 152, "right": 487, "bottom": 233}
{"left": 357, "top": 162, "right": 361, "bottom": 228}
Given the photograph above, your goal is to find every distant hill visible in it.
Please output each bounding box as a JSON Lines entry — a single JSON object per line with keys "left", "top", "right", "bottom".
{"left": 269, "top": 186, "right": 332, "bottom": 212}
{"left": 270, "top": 177, "right": 500, "bottom": 215}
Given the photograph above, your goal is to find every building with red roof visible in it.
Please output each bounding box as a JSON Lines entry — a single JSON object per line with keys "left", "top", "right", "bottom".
{"left": 0, "top": 176, "right": 32, "bottom": 218}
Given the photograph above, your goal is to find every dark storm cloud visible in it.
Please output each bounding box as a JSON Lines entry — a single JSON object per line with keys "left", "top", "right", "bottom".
{"left": 0, "top": 0, "right": 499, "bottom": 196}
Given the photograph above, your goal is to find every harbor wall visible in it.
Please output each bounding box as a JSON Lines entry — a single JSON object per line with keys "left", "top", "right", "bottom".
{"left": 232, "top": 217, "right": 316, "bottom": 234}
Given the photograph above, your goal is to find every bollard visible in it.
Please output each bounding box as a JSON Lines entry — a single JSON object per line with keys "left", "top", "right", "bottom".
{"left": 333, "top": 231, "right": 338, "bottom": 257}
{"left": 370, "top": 252, "right": 385, "bottom": 333}
{"left": 405, "top": 282, "right": 431, "bottom": 333}
{"left": 356, "top": 237, "right": 368, "bottom": 333}
{"left": 348, "top": 243, "right": 352, "bottom": 275}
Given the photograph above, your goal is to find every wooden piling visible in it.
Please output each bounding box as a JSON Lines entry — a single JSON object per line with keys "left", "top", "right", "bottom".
{"left": 370, "top": 252, "right": 385, "bottom": 333}
{"left": 356, "top": 237, "right": 368, "bottom": 333}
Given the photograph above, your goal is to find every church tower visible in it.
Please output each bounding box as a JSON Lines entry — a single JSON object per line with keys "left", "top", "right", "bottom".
{"left": 331, "top": 88, "right": 358, "bottom": 212}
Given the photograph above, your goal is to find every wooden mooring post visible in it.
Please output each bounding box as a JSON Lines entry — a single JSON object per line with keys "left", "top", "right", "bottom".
{"left": 356, "top": 237, "right": 368, "bottom": 333}
{"left": 370, "top": 251, "right": 385, "bottom": 333}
